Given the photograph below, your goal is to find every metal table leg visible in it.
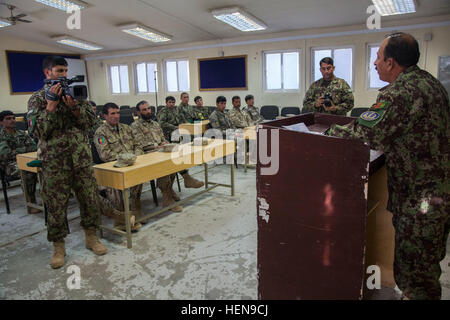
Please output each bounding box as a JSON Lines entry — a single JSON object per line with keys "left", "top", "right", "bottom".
{"left": 122, "top": 189, "right": 132, "bottom": 249}
{"left": 204, "top": 163, "right": 208, "bottom": 188}
{"left": 231, "top": 163, "right": 235, "bottom": 196}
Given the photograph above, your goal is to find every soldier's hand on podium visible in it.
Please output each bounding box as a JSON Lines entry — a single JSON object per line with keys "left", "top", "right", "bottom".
{"left": 315, "top": 97, "right": 324, "bottom": 108}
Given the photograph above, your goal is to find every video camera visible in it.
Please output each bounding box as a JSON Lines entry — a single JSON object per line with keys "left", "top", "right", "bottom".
{"left": 323, "top": 93, "right": 333, "bottom": 108}
{"left": 44, "top": 75, "right": 88, "bottom": 101}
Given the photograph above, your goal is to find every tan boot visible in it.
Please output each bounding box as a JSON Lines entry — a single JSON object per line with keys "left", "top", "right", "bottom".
{"left": 114, "top": 213, "right": 141, "bottom": 232}
{"left": 50, "top": 240, "right": 66, "bottom": 269}
{"left": 131, "top": 199, "right": 147, "bottom": 225}
{"left": 162, "top": 191, "right": 183, "bottom": 212}
{"left": 84, "top": 228, "right": 107, "bottom": 255}
{"left": 170, "top": 189, "right": 180, "bottom": 201}
{"left": 182, "top": 173, "right": 204, "bottom": 188}
{"left": 29, "top": 207, "right": 42, "bottom": 214}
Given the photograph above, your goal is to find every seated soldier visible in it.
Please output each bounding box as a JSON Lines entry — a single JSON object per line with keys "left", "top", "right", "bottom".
{"left": 157, "top": 96, "right": 204, "bottom": 189}
{"left": 242, "top": 94, "right": 264, "bottom": 125}
{"left": 229, "top": 96, "right": 253, "bottom": 128}
{"left": 192, "top": 96, "right": 210, "bottom": 120}
{"left": 0, "top": 110, "right": 40, "bottom": 214}
{"left": 131, "top": 101, "right": 182, "bottom": 213}
{"left": 94, "top": 103, "right": 143, "bottom": 232}
{"left": 209, "top": 96, "right": 236, "bottom": 135}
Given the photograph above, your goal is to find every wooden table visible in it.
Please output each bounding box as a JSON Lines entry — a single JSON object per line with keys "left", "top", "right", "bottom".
{"left": 94, "top": 138, "right": 236, "bottom": 248}
{"left": 16, "top": 116, "right": 25, "bottom": 122}
{"left": 178, "top": 120, "right": 210, "bottom": 135}
{"left": 16, "top": 152, "right": 45, "bottom": 213}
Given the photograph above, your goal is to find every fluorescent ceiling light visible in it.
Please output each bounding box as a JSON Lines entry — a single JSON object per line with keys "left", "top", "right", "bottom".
{"left": 53, "top": 35, "right": 102, "bottom": 50}
{"left": 34, "top": 0, "right": 87, "bottom": 12}
{"left": 0, "top": 19, "right": 12, "bottom": 27}
{"left": 211, "top": 6, "right": 266, "bottom": 32}
{"left": 119, "top": 23, "right": 172, "bottom": 43}
{"left": 372, "top": 0, "right": 416, "bottom": 16}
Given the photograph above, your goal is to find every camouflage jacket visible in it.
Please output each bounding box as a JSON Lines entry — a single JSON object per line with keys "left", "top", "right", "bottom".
{"left": 229, "top": 107, "right": 253, "bottom": 128}
{"left": 94, "top": 123, "right": 143, "bottom": 163}
{"left": 303, "top": 77, "right": 354, "bottom": 115}
{"left": 0, "top": 129, "right": 37, "bottom": 175}
{"left": 178, "top": 103, "right": 200, "bottom": 122}
{"left": 209, "top": 109, "right": 235, "bottom": 132}
{"left": 157, "top": 106, "right": 182, "bottom": 141}
{"left": 328, "top": 65, "right": 449, "bottom": 214}
{"left": 243, "top": 105, "right": 264, "bottom": 124}
{"left": 192, "top": 105, "right": 210, "bottom": 121}
{"left": 27, "top": 86, "right": 96, "bottom": 169}
{"left": 130, "top": 117, "right": 166, "bottom": 153}
{"left": 88, "top": 116, "right": 104, "bottom": 143}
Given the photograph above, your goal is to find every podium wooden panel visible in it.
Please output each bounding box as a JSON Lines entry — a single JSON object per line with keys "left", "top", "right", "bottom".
{"left": 256, "top": 113, "right": 394, "bottom": 300}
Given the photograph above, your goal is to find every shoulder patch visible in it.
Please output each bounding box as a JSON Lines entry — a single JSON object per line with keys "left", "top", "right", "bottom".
{"left": 97, "top": 136, "right": 105, "bottom": 145}
{"left": 371, "top": 101, "right": 388, "bottom": 110}
{"left": 357, "top": 110, "right": 384, "bottom": 128}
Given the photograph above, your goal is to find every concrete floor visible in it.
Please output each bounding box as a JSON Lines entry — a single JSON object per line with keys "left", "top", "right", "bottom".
{"left": 0, "top": 164, "right": 449, "bottom": 300}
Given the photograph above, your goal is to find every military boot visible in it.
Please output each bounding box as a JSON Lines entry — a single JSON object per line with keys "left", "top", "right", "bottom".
{"left": 170, "top": 189, "right": 180, "bottom": 201}
{"left": 114, "top": 213, "right": 141, "bottom": 232}
{"left": 50, "top": 240, "right": 66, "bottom": 269}
{"left": 84, "top": 228, "right": 107, "bottom": 255}
{"left": 131, "top": 199, "right": 147, "bottom": 225}
{"left": 182, "top": 173, "right": 204, "bottom": 188}
{"left": 162, "top": 191, "right": 183, "bottom": 212}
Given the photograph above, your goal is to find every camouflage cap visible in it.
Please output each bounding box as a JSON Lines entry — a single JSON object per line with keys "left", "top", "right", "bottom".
{"left": 114, "top": 153, "right": 137, "bottom": 167}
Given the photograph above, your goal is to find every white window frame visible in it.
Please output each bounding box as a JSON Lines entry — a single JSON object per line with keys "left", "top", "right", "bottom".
{"left": 134, "top": 61, "right": 159, "bottom": 94}
{"left": 310, "top": 45, "right": 355, "bottom": 89}
{"left": 164, "top": 58, "right": 190, "bottom": 93}
{"left": 366, "top": 43, "right": 390, "bottom": 90}
{"left": 263, "top": 49, "right": 301, "bottom": 92}
{"left": 108, "top": 64, "right": 130, "bottom": 95}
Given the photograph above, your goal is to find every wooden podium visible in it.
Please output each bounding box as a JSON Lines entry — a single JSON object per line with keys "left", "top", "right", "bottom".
{"left": 256, "top": 113, "right": 395, "bottom": 300}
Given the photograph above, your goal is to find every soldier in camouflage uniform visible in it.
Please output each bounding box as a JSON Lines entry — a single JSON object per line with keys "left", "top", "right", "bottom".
{"left": 0, "top": 111, "right": 40, "bottom": 213}
{"left": 242, "top": 94, "right": 264, "bottom": 125}
{"left": 328, "top": 33, "right": 449, "bottom": 300}
{"left": 209, "top": 96, "right": 236, "bottom": 134}
{"left": 27, "top": 56, "right": 106, "bottom": 269}
{"left": 157, "top": 96, "right": 204, "bottom": 189}
{"left": 303, "top": 57, "right": 354, "bottom": 115}
{"left": 178, "top": 92, "right": 200, "bottom": 123}
{"left": 94, "top": 103, "right": 143, "bottom": 231}
{"left": 229, "top": 96, "right": 253, "bottom": 128}
{"left": 193, "top": 96, "right": 210, "bottom": 120}
{"left": 131, "top": 101, "right": 182, "bottom": 213}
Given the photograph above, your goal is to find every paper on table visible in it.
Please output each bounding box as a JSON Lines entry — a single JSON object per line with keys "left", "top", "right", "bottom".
{"left": 282, "top": 122, "right": 324, "bottom": 135}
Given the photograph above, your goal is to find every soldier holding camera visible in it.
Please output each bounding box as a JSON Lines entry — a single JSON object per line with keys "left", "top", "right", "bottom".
{"left": 303, "top": 57, "right": 354, "bottom": 115}
{"left": 27, "top": 56, "right": 107, "bottom": 269}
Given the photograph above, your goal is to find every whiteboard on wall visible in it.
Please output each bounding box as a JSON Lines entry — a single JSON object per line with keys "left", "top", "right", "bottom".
{"left": 66, "top": 58, "right": 89, "bottom": 99}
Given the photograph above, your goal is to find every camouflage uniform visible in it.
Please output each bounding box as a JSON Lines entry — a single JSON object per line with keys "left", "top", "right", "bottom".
{"left": 178, "top": 103, "right": 200, "bottom": 122}
{"left": 229, "top": 107, "right": 253, "bottom": 128}
{"left": 209, "top": 109, "right": 235, "bottom": 132}
{"left": 303, "top": 77, "right": 354, "bottom": 115}
{"left": 157, "top": 106, "right": 184, "bottom": 141}
{"left": 328, "top": 65, "right": 449, "bottom": 300}
{"left": 242, "top": 105, "right": 264, "bottom": 125}
{"left": 130, "top": 117, "right": 174, "bottom": 191}
{"left": 192, "top": 105, "right": 210, "bottom": 121}
{"left": 27, "top": 86, "right": 101, "bottom": 242}
{"left": 88, "top": 116, "right": 104, "bottom": 143}
{"left": 0, "top": 128, "right": 37, "bottom": 200}
{"left": 94, "top": 122, "right": 144, "bottom": 211}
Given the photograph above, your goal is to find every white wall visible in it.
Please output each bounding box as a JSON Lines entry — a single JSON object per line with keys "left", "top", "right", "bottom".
{"left": 0, "top": 34, "right": 73, "bottom": 113}
{"left": 85, "top": 15, "right": 450, "bottom": 113}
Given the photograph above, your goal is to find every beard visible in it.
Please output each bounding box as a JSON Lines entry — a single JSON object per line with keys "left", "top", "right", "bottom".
{"left": 141, "top": 113, "right": 152, "bottom": 120}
